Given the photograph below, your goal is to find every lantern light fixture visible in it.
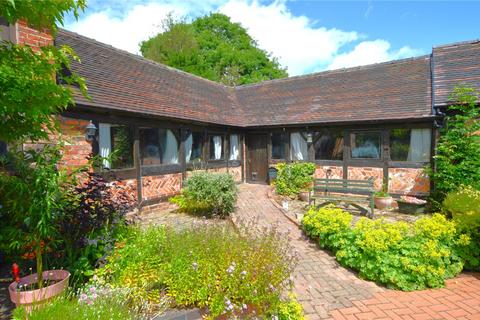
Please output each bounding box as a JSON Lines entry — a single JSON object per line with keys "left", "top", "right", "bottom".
{"left": 85, "top": 121, "right": 97, "bottom": 141}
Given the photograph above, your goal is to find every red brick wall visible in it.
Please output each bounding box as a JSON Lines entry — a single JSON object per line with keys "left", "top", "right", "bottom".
{"left": 348, "top": 166, "right": 383, "bottom": 190}
{"left": 17, "top": 20, "right": 53, "bottom": 50}
{"left": 228, "top": 166, "right": 243, "bottom": 182}
{"left": 58, "top": 116, "right": 92, "bottom": 168}
{"left": 389, "top": 168, "right": 430, "bottom": 196}
{"left": 315, "top": 165, "right": 343, "bottom": 179}
{"left": 142, "top": 173, "right": 182, "bottom": 201}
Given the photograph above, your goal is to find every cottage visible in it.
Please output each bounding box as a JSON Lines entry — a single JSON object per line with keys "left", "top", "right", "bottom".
{"left": 3, "top": 21, "right": 480, "bottom": 209}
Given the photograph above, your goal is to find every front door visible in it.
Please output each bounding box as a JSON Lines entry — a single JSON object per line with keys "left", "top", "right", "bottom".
{"left": 246, "top": 134, "right": 268, "bottom": 183}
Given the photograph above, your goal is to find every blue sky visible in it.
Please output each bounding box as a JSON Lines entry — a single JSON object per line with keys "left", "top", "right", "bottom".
{"left": 65, "top": 1, "right": 480, "bottom": 76}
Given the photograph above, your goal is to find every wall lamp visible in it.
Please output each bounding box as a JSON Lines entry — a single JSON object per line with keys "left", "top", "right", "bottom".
{"left": 85, "top": 121, "right": 97, "bottom": 141}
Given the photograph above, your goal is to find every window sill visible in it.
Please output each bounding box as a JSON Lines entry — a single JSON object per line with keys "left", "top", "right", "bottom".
{"left": 141, "top": 164, "right": 182, "bottom": 176}
{"left": 98, "top": 168, "right": 136, "bottom": 180}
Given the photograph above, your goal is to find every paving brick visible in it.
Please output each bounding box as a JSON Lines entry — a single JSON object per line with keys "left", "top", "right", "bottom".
{"left": 231, "top": 184, "right": 480, "bottom": 320}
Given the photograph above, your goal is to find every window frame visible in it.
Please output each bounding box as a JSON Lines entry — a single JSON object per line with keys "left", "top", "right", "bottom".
{"left": 185, "top": 130, "right": 205, "bottom": 168}
{"left": 207, "top": 133, "right": 226, "bottom": 162}
{"left": 0, "top": 18, "right": 16, "bottom": 43}
{"left": 349, "top": 130, "right": 383, "bottom": 160}
{"left": 227, "top": 133, "right": 242, "bottom": 166}
{"left": 138, "top": 126, "right": 181, "bottom": 177}
{"left": 313, "top": 129, "right": 344, "bottom": 161}
{"left": 270, "top": 132, "right": 289, "bottom": 161}
{"left": 388, "top": 127, "right": 432, "bottom": 165}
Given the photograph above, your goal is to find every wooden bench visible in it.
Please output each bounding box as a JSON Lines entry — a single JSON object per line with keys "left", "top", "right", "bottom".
{"left": 309, "top": 178, "right": 375, "bottom": 217}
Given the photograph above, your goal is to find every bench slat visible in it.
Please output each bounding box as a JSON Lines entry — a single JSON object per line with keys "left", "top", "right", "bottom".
{"left": 315, "top": 178, "right": 373, "bottom": 183}
{"left": 313, "top": 196, "right": 371, "bottom": 202}
{"left": 314, "top": 183, "right": 373, "bottom": 189}
{"left": 313, "top": 188, "right": 374, "bottom": 195}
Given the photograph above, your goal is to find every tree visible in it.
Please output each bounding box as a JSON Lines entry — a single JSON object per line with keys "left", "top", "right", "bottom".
{"left": 140, "top": 13, "right": 288, "bottom": 86}
{"left": 0, "top": 0, "right": 87, "bottom": 288}
{"left": 0, "top": 0, "right": 87, "bottom": 143}
{"left": 429, "top": 86, "right": 480, "bottom": 206}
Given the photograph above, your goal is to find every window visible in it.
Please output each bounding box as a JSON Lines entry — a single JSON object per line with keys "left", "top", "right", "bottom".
{"left": 390, "top": 128, "right": 431, "bottom": 162}
{"left": 185, "top": 131, "right": 203, "bottom": 163}
{"left": 0, "top": 141, "right": 6, "bottom": 155}
{"left": 99, "top": 123, "right": 134, "bottom": 169}
{"left": 271, "top": 133, "right": 288, "bottom": 159}
{"left": 290, "top": 132, "right": 308, "bottom": 161}
{"left": 0, "top": 17, "right": 13, "bottom": 42}
{"left": 229, "top": 134, "right": 240, "bottom": 160}
{"left": 139, "top": 128, "right": 179, "bottom": 165}
{"left": 351, "top": 131, "right": 381, "bottom": 159}
{"left": 314, "top": 130, "right": 343, "bottom": 160}
{"left": 209, "top": 135, "right": 224, "bottom": 160}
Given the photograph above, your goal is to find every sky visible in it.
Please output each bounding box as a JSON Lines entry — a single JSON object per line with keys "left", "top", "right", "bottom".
{"left": 64, "top": 0, "right": 480, "bottom": 76}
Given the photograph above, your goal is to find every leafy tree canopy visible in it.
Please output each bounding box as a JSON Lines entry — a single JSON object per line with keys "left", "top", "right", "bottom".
{"left": 140, "top": 13, "right": 288, "bottom": 86}
{"left": 0, "top": 0, "right": 87, "bottom": 143}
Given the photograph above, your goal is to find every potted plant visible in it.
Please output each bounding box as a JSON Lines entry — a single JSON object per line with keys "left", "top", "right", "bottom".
{"left": 0, "top": 146, "right": 72, "bottom": 310}
{"left": 374, "top": 182, "right": 393, "bottom": 210}
{"left": 397, "top": 196, "right": 427, "bottom": 214}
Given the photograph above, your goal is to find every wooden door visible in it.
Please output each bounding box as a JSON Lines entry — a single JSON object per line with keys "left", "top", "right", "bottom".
{"left": 246, "top": 134, "right": 268, "bottom": 183}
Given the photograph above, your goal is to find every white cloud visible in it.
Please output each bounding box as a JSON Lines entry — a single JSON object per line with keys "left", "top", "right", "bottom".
{"left": 327, "top": 39, "right": 422, "bottom": 70}
{"left": 219, "top": 0, "right": 358, "bottom": 75}
{"left": 66, "top": 2, "right": 188, "bottom": 54}
{"left": 65, "top": 0, "right": 422, "bottom": 76}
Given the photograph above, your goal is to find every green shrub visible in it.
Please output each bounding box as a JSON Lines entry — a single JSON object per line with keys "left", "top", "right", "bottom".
{"left": 443, "top": 186, "right": 480, "bottom": 270}
{"left": 302, "top": 205, "right": 352, "bottom": 250}
{"left": 428, "top": 86, "right": 480, "bottom": 208}
{"left": 277, "top": 295, "right": 305, "bottom": 320}
{"left": 302, "top": 206, "right": 469, "bottom": 291}
{"left": 170, "top": 171, "right": 237, "bottom": 217}
{"left": 96, "top": 223, "right": 297, "bottom": 319}
{"left": 275, "top": 162, "right": 316, "bottom": 196}
{"left": 12, "top": 292, "right": 134, "bottom": 320}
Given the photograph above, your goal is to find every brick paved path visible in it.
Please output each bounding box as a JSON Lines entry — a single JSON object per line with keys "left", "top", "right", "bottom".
{"left": 233, "top": 184, "right": 480, "bottom": 320}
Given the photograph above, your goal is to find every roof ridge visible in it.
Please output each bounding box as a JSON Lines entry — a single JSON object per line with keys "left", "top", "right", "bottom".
{"left": 433, "top": 38, "right": 480, "bottom": 49}
{"left": 58, "top": 28, "right": 229, "bottom": 89}
{"left": 234, "top": 54, "right": 431, "bottom": 90}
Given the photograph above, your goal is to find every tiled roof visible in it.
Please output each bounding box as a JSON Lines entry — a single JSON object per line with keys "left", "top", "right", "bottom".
{"left": 235, "top": 56, "right": 433, "bottom": 126}
{"left": 58, "top": 29, "right": 468, "bottom": 127}
{"left": 56, "top": 29, "right": 244, "bottom": 126}
{"left": 433, "top": 39, "right": 480, "bottom": 106}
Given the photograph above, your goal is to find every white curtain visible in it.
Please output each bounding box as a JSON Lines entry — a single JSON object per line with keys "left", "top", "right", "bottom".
{"left": 408, "top": 129, "right": 431, "bottom": 162}
{"left": 99, "top": 123, "right": 111, "bottom": 168}
{"left": 161, "top": 129, "right": 179, "bottom": 164}
{"left": 185, "top": 133, "right": 193, "bottom": 163}
{"left": 290, "top": 132, "right": 308, "bottom": 161}
{"left": 213, "top": 136, "right": 222, "bottom": 160}
{"left": 229, "top": 134, "right": 239, "bottom": 160}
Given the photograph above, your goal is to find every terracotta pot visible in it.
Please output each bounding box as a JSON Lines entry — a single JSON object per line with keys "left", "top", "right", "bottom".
{"left": 374, "top": 196, "right": 393, "bottom": 210}
{"left": 299, "top": 191, "right": 310, "bottom": 202}
{"left": 9, "top": 270, "right": 70, "bottom": 311}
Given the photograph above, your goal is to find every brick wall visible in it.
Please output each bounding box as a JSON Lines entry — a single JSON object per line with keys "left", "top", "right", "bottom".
{"left": 17, "top": 20, "right": 53, "bottom": 50}
{"left": 389, "top": 168, "right": 430, "bottom": 196}
{"left": 58, "top": 116, "right": 92, "bottom": 168}
{"left": 228, "top": 166, "right": 242, "bottom": 182}
{"left": 142, "top": 173, "right": 182, "bottom": 201}
{"left": 348, "top": 166, "right": 383, "bottom": 190}
{"left": 315, "top": 165, "right": 343, "bottom": 179}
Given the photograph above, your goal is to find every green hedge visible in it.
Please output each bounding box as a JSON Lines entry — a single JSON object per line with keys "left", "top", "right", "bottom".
{"left": 274, "top": 162, "right": 316, "bottom": 196}
{"left": 302, "top": 205, "right": 474, "bottom": 291}
{"left": 170, "top": 171, "right": 237, "bottom": 217}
